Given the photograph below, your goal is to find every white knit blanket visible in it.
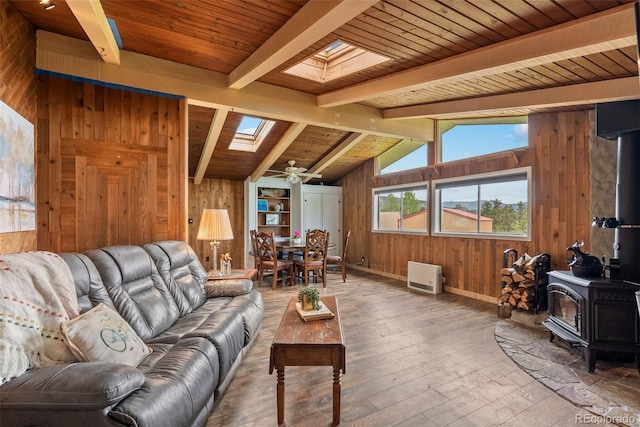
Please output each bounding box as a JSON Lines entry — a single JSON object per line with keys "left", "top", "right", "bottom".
{"left": 0, "top": 251, "right": 79, "bottom": 385}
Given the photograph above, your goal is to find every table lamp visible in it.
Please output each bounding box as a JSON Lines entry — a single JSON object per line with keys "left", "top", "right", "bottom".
{"left": 196, "top": 208, "right": 234, "bottom": 276}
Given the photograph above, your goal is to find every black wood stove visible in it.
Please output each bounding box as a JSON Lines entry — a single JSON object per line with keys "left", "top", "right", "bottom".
{"left": 544, "top": 271, "right": 640, "bottom": 373}
{"left": 543, "top": 99, "right": 640, "bottom": 373}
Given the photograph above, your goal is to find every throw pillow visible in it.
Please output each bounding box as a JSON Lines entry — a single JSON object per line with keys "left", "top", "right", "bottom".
{"left": 60, "top": 304, "right": 151, "bottom": 367}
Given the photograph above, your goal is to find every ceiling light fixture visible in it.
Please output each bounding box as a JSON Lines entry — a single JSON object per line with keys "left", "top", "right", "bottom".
{"left": 40, "top": 0, "right": 56, "bottom": 11}
{"left": 285, "top": 174, "right": 301, "bottom": 184}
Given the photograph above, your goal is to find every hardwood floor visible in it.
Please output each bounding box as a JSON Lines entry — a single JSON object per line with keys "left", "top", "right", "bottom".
{"left": 206, "top": 270, "right": 601, "bottom": 426}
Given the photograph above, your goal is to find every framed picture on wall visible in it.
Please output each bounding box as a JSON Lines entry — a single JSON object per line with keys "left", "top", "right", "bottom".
{"left": 265, "top": 213, "right": 280, "bottom": 225}
{"left": 0, "top": 100, "right": 35, "bottom": 233}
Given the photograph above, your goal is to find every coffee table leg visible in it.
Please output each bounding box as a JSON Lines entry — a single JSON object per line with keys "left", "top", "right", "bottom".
{"left": 277, "top": 367, "right": 285, "bottom": 424}
{"left": 332, "top": 368, "right": 341, "bottom": 425}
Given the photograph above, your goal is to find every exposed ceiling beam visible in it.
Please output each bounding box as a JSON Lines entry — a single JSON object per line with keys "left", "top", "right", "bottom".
{"left": 193, "top": 108, "right": 229, "bottom": 185}
{"left": 36, "top": 31, "right": 430, "bottom": 141}
{"left": 383, "top": 77, "right": 640, "bottom": 120}
{"left": 303, "top": 132, "right": 368, "bottom": 183}
{"left": 317, "top": 3, "right": 636, "bottom": 108}
{"left": 228, "top": 0, "right": 378, "bottom": 90}
{"left": 66, "top": 0, "right": 120, "bottom": 65}
{"left": 250, "top": 122, "right": 308, "bottom": 183}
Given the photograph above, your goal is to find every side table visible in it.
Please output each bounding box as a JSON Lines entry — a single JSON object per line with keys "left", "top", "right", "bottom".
{"left": 208, "top": 268, "right": 257, "bottom": 281}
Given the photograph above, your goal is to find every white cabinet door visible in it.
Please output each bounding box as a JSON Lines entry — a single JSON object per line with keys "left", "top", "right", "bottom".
{"left": 303, "top": 188, "right": 342, "bottom": 255}
{"left": 322, "top": 192, "right": 341, "bottom": 251}
{"left": 303, "top": 192, "right": 323, "bottom": 232}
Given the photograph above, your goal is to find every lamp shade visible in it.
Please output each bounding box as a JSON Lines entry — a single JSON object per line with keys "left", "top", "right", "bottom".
{"left": 196, "top": 209, "right": 234, "bottom": 241}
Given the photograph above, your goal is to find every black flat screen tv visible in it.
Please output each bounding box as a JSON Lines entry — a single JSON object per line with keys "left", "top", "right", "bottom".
{"left": 595, "top": 99, "right": 640, "bottom": 140}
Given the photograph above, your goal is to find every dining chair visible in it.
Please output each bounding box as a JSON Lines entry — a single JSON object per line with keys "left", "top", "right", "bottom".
{"left": 255, "top": 231, "right": 294, "bottom": 289}
{"left": 249, "top": 229, "right": 264, "bottom": 283}
{"left": 294, "top": 229, "right": 330, "bottom": 287}
{"left": 326, "top": 230, "right": 351, "bottom": 282}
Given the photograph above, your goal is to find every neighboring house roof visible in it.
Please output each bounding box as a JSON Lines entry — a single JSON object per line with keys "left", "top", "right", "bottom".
{"left": 442, "top": 208, "right": 492, "bottom": 222}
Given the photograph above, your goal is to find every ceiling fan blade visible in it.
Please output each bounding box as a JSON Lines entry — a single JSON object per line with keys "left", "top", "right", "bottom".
{"left": 292, "top": 167, "right": 308, "bottom": 173}
{"left": 297, "top": 172, "right": 322, "bottom": 178}
{"left": 267, "top": 169, "right": 286, "bottom": 174}
{"left": 266, "top": 173, "right": 288, "bottom": 178}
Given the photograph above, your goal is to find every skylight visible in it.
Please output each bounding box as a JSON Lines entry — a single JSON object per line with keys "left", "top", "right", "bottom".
{"left": 230, "top": 115, "right": 275, "bottom": 152}
{"left": 284, "top": 40, "right": 391, "bottom": 83}
{"left": 237, "top": 116, "right": 263, "bottom": 137}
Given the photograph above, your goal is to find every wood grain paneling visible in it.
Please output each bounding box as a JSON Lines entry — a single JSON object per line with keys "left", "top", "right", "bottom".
{"left": 340, "top": 110, "right": 596, "bottom": 299}
{"left": 37, "top": 75, "right": 186, "bottom": 252}
{"left": 0, "top": 1, "right": 37, "bottom": 254}
{"left": 188, "top": 177, "right": 245, "bottom": 270}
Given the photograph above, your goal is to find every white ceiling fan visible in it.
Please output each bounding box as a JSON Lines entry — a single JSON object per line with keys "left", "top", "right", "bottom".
{"left": 267, "top": 160, "right": 322, "bottom": 183}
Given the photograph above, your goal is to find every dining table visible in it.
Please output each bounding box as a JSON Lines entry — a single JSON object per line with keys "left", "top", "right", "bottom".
{"left": 276, "top": 241, "right": 336, "bottom": 260}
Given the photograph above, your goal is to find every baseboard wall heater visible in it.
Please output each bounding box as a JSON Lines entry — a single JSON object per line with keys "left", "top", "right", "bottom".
{"left": 407, "top": 261, "right": 442, "bottom": 295}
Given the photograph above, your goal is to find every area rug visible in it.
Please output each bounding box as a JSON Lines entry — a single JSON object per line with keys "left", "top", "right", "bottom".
{"left": 495, "top": 318, "right": 640, "bottom": 427}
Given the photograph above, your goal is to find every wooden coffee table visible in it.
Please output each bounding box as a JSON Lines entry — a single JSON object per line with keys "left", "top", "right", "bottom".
{"left": 269, "top": 296, "right": 345, "bottom": 425}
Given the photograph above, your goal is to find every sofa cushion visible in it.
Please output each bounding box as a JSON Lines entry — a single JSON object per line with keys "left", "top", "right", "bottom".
{"left": 224, "top": 290, "right": 264, "bottom": 346}
{"left": 59, "top": 252, "right": 115, "bottom": 314}
{"left": 60, "top": 303, "right": 152, "bottom": 367}
{"left": 146, "top": 301, "right": 244, "bottom": 386}
{"left": 144, "top": 240, "right": 208, "bottom": 315}
{"left": 110, "top": 337, "right": 219, "bottom": 427}
{"left": 84, "top": 246, "right": 180, "bottom": 341}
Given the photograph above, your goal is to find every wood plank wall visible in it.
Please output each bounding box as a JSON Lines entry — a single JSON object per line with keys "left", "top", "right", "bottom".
{"left": 36, "top": 75, "right": 187, "bottom": 252}
{"left": 339, "top": 111, "right": 594, "bottom": 299}
{"left": 187, "top": 178, "right": 245, "bottom": 270}
{"left": 0, "top": 1, "right": 37, "bottom": 254}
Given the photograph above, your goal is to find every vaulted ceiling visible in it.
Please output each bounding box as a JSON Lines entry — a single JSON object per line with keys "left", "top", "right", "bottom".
{"left": 11, "top": 0, "right": 640, "bottom": 184}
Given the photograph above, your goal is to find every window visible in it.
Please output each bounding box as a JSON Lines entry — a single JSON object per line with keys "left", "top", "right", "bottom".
{"left": 373, "top": 183, "right": 428, "bottom": 233}
{"left": 229, "top": 115, "right": 275, "bottom": 152}
{"left": 439, "top": 117, "right": 527, "bottom": 163}
{"left": 284, "top": 40, "right": 391, "bottom": 83}
{"left": 434, "top": 168, "right": 530, "bottom": 238}
{"left": 378, "top": 139, "right": 427, "bottom": 175}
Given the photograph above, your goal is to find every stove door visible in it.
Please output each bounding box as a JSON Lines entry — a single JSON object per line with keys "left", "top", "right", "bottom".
{"left": 548, "top": 284, "right": 583, "bottom": 337}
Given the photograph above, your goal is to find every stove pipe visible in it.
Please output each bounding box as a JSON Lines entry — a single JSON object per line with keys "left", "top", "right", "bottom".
{"left": 596, "top": 100, "right": 640, "bottom": 283}
{"left": 613, "top": 131, "right": 640, "bottom": 282}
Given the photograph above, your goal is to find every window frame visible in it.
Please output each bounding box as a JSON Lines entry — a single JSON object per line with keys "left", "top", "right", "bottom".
{"left": 229, "top": 115, "right": 276, "bottom": 152}
{"left": 372, "top": 181, "right": 429, "bottom": 235}
{"left": 376, "top": 139, "right": 427, "bottom": 176}
{"left": 432, "top": 167, "right": 531, "bottom": 240}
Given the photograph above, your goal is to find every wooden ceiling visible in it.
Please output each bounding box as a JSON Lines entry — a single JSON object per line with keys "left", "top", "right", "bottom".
{"left": 11, "top": 0, "right": 640, "bottom": 184}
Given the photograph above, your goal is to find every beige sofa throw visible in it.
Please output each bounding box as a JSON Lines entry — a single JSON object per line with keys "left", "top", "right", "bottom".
{"left": 0, "top": 251, "right": 79, "bottom": 384}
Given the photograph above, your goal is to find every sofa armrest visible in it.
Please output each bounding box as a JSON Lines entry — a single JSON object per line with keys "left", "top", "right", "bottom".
{"left": 205, "top": 279, "right": 253, "bottom": 297}
{"left": 0, "top": 362, "right": 144, "bottom": 410}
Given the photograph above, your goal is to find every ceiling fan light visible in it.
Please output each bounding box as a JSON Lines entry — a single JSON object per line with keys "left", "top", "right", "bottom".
{"left": 40, "top": 0, "right": 56, "bottom": 10}
{"left": 285, "top": 174, "right": 300, "bottom": 184}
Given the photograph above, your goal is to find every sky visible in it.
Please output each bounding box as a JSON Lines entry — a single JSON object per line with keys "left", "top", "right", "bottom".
{"left": 381, "top": 123, "right": 528, "bottom": 173}
{"left": 237, "top": 116, "right": 262, "bottom": 135}
{"left": 441, "top": 181, "right": 528, "bottom": 205}
{"left": 442, "top": 123, "right": 528, "bottom": 162}
{"left": 380, "top": 123, "right": 529, "bottom": 204}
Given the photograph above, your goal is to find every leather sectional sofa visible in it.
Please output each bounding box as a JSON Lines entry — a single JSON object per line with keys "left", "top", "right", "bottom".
{"left": 0, "top": 240, "right": 263, "bottom": 427}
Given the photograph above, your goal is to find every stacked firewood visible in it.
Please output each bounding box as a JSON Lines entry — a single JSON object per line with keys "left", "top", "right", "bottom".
{"left": 498, "top": 254, "right": 539, "bottom": 311}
